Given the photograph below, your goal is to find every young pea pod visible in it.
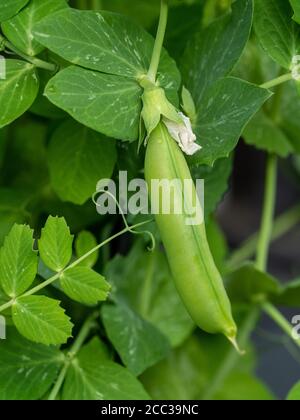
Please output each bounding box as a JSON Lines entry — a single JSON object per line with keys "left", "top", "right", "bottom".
{"left": 145, "top": 122, "right": 238, "bottom": 344}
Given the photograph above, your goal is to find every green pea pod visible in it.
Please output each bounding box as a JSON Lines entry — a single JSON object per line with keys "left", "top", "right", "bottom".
{"left": 145, "top": 122, "right": 238, "bottom": 346}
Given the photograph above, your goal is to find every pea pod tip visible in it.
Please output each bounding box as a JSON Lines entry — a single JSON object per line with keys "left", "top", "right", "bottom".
{"left": 228, "top": 336, "right": 246, "bottom": 356}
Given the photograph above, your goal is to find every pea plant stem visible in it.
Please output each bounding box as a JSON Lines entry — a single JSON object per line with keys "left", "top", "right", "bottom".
{"left": 48, "top": 314, "right": 97, "bottom": 400}
{"left": 68, "top": 313, "right": 98, "bottom": 357}
{"left": 0, "top": 35, "right": 57, "bottom": 72}
{"left": 0, "top": 299, "right": 14, "bottom": 313}
{"left": 0, "top": 220, "right": 151, "bottom": 314}
{"left": 260, "top": 73, "right": 293, "bottom": 90}
{"left": 262, "top": 302, "right": 300, "bottom": 348}
{"left": 140, "top": 252, "right": 156, "bottom": 318}
{"left": 47, "top": 363, "right": 68, "bottom": 401}
{"left": 226, "top": 204, "right": 300, "bottom": 271}
{"left": 147, "top": 0, "right": 169, "bottom": 83}
{"left": 256, "top": 154, "right": 278, "bottom": 271}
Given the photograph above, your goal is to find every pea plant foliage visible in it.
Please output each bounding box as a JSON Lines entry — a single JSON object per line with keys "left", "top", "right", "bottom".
{"left": 0, "top": 0, "right": 300, "bottom": 401}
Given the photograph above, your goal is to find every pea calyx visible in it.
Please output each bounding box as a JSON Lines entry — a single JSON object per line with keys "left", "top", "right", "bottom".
{"left": 139, "top": 80, "right": 200, "bottom": 156}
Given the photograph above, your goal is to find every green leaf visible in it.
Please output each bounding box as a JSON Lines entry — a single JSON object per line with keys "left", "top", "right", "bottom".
{"left": 48, "top": 119, "right": 117, "bottom": 205}
{"left": 75, "top": 231, "right": 98, "bottom": 268}
{"left": 141, "top": 315, "right": 258, "bottom": 400}
{"left": 165, "top": 3, "right": 205, "bottom": 62}
{"left": 0, "top": 286, "right": 8, "bottom": 307}
{"left": 79, "top": 337, "right": 111, "bottom": 363}
{"left": 33, "top": 8, "right": 180, "bottom": 90}
{"left": 0, "top": 188, "right": 31, "bottom": 245}
{"left": 291, "top": 0, "right": 300, "bottom": 24}
{"left": 0, "top": 328, "right": 64, "bottom": 400}
{"left": 0, "top": 60, "right": 39, "bottom": 128}
{"left": 30, "top": 68, "right": 66, "bottom": 119}
{"left": 43, "top": 199, "right": 100, "bottom": 234}
{"left": 45, "top": 66, "right": 142, "bottom": 141}
{"left": 1, "top": 0, "right": 68, "bottom": 56}
{"left": 192, "top": 156, "right": 233, "bottom": 217}
{"left": 235, "top": 42, "right": 300, "bottom": 154}
{"left": 287, "top": 381, "right": 300, "bottom": 400}
{"left": 34, "top": 9, "right": 180, "bottom": 90}
{"left": 102, "top": 303, "right": 170, "bottom": 376}
{"left": 271, "top": 279, "right": 300, "bottom": 307}
{"left": 62, "top": 343, "right": 150, "bottom": 400}
{"left": 226, "top": 263, "right": 281, "bottom": 304}
{"left": 190, "top": 77, "right": 272, "bottom": 166}
{"left": 38, "top": 216, "right": 73, "bottom": 272}
{"left": 182, "top": 0, "right": 253, "bottom": 107}
{"left": 243, "top": 110, "right": 293, "bottom": 157}
{"left": 12, "top": 295, "right": 73, "bottom": 345}
{"left": 254, "top": 0, "right": 300, "bottom": 70}
{"left": 2, "top": 119, "right": 49, "bottom": 191}
{"left": 234, "top": 39, "right": 279, "bottom": 86}
{"left": 60, "top": 267, "right": 110, "bottom": 305}
{"left": 214, "top": 372, "right": 273, "bottom": 400}
{"left": 141, "top": 336, "right": 208, "bottom": 400}
{"left": 279, "top": 82, "right": 300, "bottom": 153}
{"left": 0, "top": 0, "right": 29, "bottom": 22}
{"left": 106, "top": 241, "right": 194, "bottom": 347}
{"left": 0, "top": 224, "right": 38, "bottom": 297}
{"left": 0, "top": 128, "right": 7, "bottom": 169}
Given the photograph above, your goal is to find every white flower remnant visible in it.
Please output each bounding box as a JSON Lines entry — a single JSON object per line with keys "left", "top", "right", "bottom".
{"left": 163, "top": 112, "right": 201, "bottom": 156}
